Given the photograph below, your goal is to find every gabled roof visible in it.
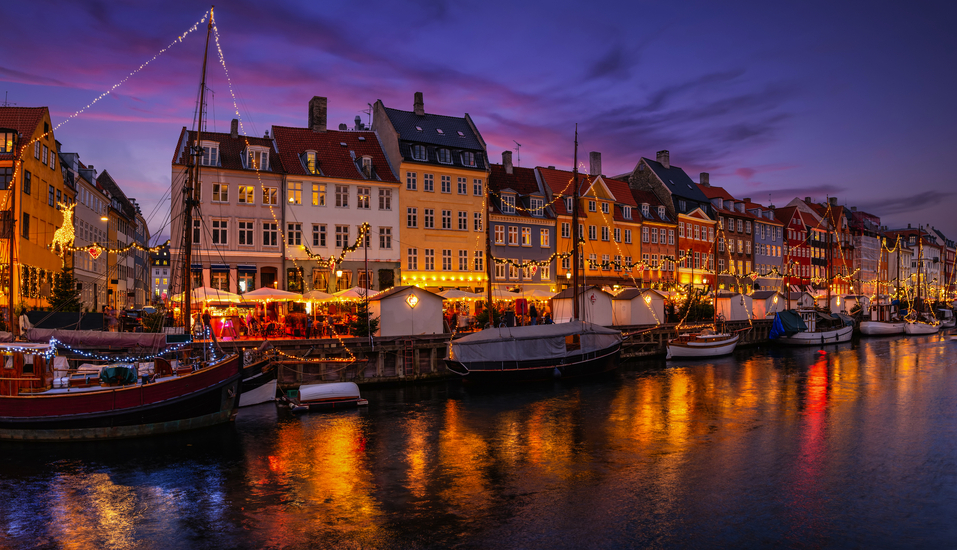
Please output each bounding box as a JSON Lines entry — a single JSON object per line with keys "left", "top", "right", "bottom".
{"left": 629, "top": 189, "right": 673, "bottom": 223}
{"left": 698, "top": 183, "right": 757, "bottom": 219}
{"left": 752, "top": 290, "right": 783, "bottom": 300}
{"left": 774, "top": 205, "right": 800, "bottom": 226}
{"left": 642, "top": 157, "right": 711, "bottom": 204}
{"left": 382, "top": 107, "right": 485, "bottom": 150}
{"left": 489, "top": 164, "right": 540, "bottom": 196}
{"left": 173, "top": 128, "right": 280, "bottom": 173}
{"left": 97, "top": 170, "right": 136, "bottom": 220}
{"left": 742, "top": 199, "right": 783, "bottom": 226}
{"left": 612, "top": 288, "right": 665, "bottom": 301}
{"left": 537, "top": 166, "right": 589, "bottom": 217}
{"left": 0, "top": 107, "right": 47, "bottom": 144}
{"left": 272, "top": 126, "right": 398, "bottom": 183}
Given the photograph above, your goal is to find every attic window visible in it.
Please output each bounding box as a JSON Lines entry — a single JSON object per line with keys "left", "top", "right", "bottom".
{"left": 415, "top": 126, "right": 423, "bottom": 131}
{"left": 245, "top": 146, "right": 268, "bottom": 171}
{"left": 436, "top": 128, "right": 444, "bottom": 134}
{"left": 668, "top": 179, "right": 675, "bottom": 185}
{"left": 200, "top": 140, "right": 219, "bottom": 167}
{"left": 658, "top": 206, "right": 665, "bottom": 218}
{"left": 412, "top": 144, "right": 427, "bottom": 161}
{"left": 303, "top": 151, "right": 318, "bottom": 175}
{"left": 437, "top": 148, "right": 452, "bottom": 164}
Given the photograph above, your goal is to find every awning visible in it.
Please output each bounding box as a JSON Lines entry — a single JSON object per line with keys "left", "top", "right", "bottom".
{"left": 210, "top": 264, "right": 230, "bottom": 272}
{"left": 237, "top": 264, "right": 257, "bottom": 272}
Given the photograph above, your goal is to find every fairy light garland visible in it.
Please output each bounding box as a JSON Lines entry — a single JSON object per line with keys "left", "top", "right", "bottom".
{"left": 54, "top": 339, "right": 192, "bottom": 363}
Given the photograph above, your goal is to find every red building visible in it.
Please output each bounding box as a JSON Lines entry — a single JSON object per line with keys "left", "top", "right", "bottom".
{"left": 774, "top": 206, "right": 813, "bottom": 289}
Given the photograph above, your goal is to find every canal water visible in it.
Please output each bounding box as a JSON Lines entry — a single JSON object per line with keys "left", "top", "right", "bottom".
{"left": 2, "top": 334, "right": 956, "bottom": 549}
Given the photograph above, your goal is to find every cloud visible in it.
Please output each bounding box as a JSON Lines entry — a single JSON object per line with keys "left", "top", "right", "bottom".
{"left": 0, "top": 66, "right": 69, "bottom": 87}
{"left": 587, "top": 45, "right": 631, "bottom": 79}
{"left": 766, "top": 184, "right": 847, "bottom": 204}
{"left": 856, "top": 190, "right": 955, "bottom": 217}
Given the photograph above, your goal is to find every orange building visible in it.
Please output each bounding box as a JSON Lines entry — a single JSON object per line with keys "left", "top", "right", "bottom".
{"left": 676, "top": 208, "right": 716, "bottom": 289}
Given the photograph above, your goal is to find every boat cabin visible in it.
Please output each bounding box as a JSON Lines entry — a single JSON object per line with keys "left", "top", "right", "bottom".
{"left": 0, "top": 344, "right": 55, "bottom": 396}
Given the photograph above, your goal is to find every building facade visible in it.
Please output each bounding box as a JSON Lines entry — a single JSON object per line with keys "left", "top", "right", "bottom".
{"left": 58, "top": 151, "right": 110, "bottom": 311}
{"left": 744, "top": 200, "right": 784, "bottom": 292}
{"left": 699, "top": 178, "right": 755, "bottom": 292}
{"left": 629, "top": 188, "right": 676, "bottom": 288}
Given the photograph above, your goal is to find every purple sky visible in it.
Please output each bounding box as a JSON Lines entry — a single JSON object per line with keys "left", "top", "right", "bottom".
{"left": 3, "top": 1, "right": 956, "bottom": 243}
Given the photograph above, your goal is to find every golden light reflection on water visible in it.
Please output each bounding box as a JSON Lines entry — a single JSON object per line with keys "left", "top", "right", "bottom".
{"left": 48, "top": 471, "right": 139, "bottom": 550}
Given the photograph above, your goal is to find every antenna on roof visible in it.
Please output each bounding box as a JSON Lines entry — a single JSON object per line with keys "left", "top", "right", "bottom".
{"left": 513, "top": 140, "right": 522, "bottom": 167}
{"left": 363, "top": 103, "right": 373, "bottom": 128}
{"left": 2, "top": 92, "right": 15, "bottom": 107}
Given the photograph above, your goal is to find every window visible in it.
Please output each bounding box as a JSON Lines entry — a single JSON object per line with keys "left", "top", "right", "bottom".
{"left": 239, "top": 221, "right": 254, "bottom": 246}
{"left": 424, "top": 173, "right": 434, "bottom": 192}
{"left": 441, "top": 210, "right": 451, "bottom": 229}
{"left": 588, "top": 225, "right": 597, "bottom": 241}
{"left": 247, "top": 148, "right": 269, "bottom": 170}
{"left": 304, "top": 151, "right": 317, "bottom": 174}
{"left": 561, "top": 222, "right": 570, "bottom": 238}
{"left": 588, "top": 200, "right": 596, "bottom": 212}
{"left": 694, "top": 252, "right": 700, "bottom": 269}
{"left": 745, "top": 241, "right": 751, "bottom": 254}
{"left": 625, "top": 229, "right": 632, "bottom": 244}
{"left": 530, "top": 198, "right": 544, "bottom": 216}
{"left": 521, "top": 227, "right": 532, "bottom": 246}
{"left": 565, "top": 197, "right": 574, "bottom": 212}
{"left": 287, "top": 223, "right": 302, "bottom": 246}
{"left": 728, "top": 239, "right": 735, "bottom": 254}
{"left": 495, "top": 225, "right": 505, "bottom": 244}
{"left": 509, "top": 264, "right": 519, "bottom": 280}
{"left": 495, "top": 262, "right": 506, "bottom": 280}
{"left": 441, "top": 175, "right": 451, "bottom": 193}
{"left": 354, "top": 186, "right": 370, "bottom": 210}
{"left": 473, "top": 179, "right": 483, "bottom": 196}
{"left": 601, "top": 226, "right": 609, "bottom": 241}
{"left": 262, "top": 222, "right": 278, "bottom": 247}
{"left": 437, "top": 148, "right": 452, "bottom": 164}
{"left": 407, "top": 248, "right": 418, "bottom": 270}
{"left": 657, "top": 205, "right": 664, "bottom": 218}
{"left": 335, "top": 225, "right": 349, "bottom": 248}
{"left": 237, "top": 185, "right": 254, "bottom": 204}
{"left": 457, "top": 177, "right": 467, "bottom": 195}
{"left": 42, "top": 145, "right": 48, "bottom": 165}
{"left": 212, "top": 220, "right": 228, "bottom": 245}
{"left": 508, "top": 226, "right": 519, "bottom": 245}
{"left": 458, "top": 211, "right": 467, "bottom": 230}
{"left": 262, "top": 187, "right": 278, "bottom": 205}
{"left": 474, "top": 251, "right": 484, "bottom": 271}
{"left": 694, "top": 225, "right": 700, "bottom": 240}
{"left": 474, "top": 212, "right": 483, "bottom": 231}
{"left": 412, "top": 145, "right": 427, "bottom": 161}
{"left": 588, "top": 254, "right": 598, "bottom": 270}
{"left": 502, "top": 195, "right": 515, "bottom": 214}
{"left": 313, "top": 224, "right": 326, "bottom": 247}
{"left": 378, "top": 188, "right": 392, "bottom": 210}
{"left": 406, "top": 172, "right": 417, "bottom": 190}
{"left": 461, "top": 152, "right": 475, "bottom": 167}
{"left": 649, "top": 227, "right": 657, "bottom": 244}
{"left": 642, "top": 227, "right": 649, "bottom": 243}
{"left": 193, "top": 220, "right": 201, "bottom": 244}
{"left": 21, "top": 213, "right": 29, "bottom": 239}
{"left": 34, "top": 142, "right": 40, "bottom": 159}
{"left": 48, "top": 185, "right": 55, "bottom": 207}
{"left": 719, "top": 237, "right": 725, "bottom": 252}
{"left": 23, "top": 171, "right": 31, "bottom": 195}
{"left": 745, "top": 221, "right": 751, "bottom": 234}
{"left": 0, "top": 167, "right": 11, "bottom": 190}
{"left": 599, "top": 202, "right": 608, "bottom": 214}
{"left": 442, "top": 249, "right": 452, "bottom": 270}
{"left": 424, "top": 249, "right": 435, "bottom": 270}
{"left": 623, "top": 206, "right": 632, "bottom": 219}
{"left": 407, "top": 207, "right": 417, "bottom": 228}
{"left": 679, "top": 222, "right": 685, "bottom": 238}
{"left": 718, "top": 259, "right": 725, "bottom": 272}
{"left": 541, "top": 229, "right": 550, "bottom": 247}
{"left": 310, "top": 183, "right": 325, "bottom": 206}
{"left": 210, "top": 272, "right": 228, "bottom": 292}
{"left": 201, "top": 143, "right": 219, "bottom": 166}
{"left": 562, "top": 256, "right": 570, "bottom": 270}
{"left": 738, "top": 239, "right": 743, "bottom": 254}
{"left": 452, "top": 249, "right": 466, "bottom": 271}
{"left": 335, "top": 185, "right": 349, "bottom": 207}
{"left": 424, "top": 209, "right": 435, "bottom": 229}
{"left": 678, "top": 200, "right": 686, "bottom": 212}
{"left": 287, "top": 181, "right": 301, "bottom": 204}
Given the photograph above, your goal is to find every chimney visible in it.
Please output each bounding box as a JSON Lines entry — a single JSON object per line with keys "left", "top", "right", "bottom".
{"left": 308, "top": 96, "right": 327, "bottom": 133}
{"left": 743, "top": 197, "right": 751, "bottom": 203}
{"left": 230, "top": 119, "right": 238, "bottom": 139}
{"left": 354, "top": 115, "right": 363, "bottom": 130}
{"left": 589, "top": 151, "right": 602, "bottom": 176}
{"left": 656, "top": 150, "right": 670, "bottom": 169}
{"left": 851, "top": 206, "right": 857, "bottom": 211}
{"left": 700, "top": 172, "right": 709, "bottom": 187}
{"left": 502, "top": 150, "right": 513, "bottom": 175}
{"left": 339, "top": 123, "right": 347, "bottom": 130}
{"left": 804, "top": 196, "right": 812, "bottom": 204}
{"left": 414, "top": 92, "right": 424, "bottom": 116}
{"left": 829, "top": 197, "right": 838, "bottom": 206}
{"left": 908, "top": 223, "right": 912, "bottom": 229}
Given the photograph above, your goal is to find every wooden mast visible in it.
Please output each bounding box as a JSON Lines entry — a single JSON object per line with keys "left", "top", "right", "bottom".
{"left": 180, "top": 7, "right": 214, "bottom": 330}
{"left": 571, "top": 126, "right": 580, "bottom": 321}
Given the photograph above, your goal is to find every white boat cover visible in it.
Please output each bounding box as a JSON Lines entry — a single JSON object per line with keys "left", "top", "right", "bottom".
{"left": 298, "top": 382, "right": 361, "bottom": 403}
{"left": 450, "top": 320, "right": 622, "bottom": 363}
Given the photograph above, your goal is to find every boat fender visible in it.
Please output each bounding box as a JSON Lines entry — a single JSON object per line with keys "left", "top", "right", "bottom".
{"left": 553, "top": 367, "right": 561, "bottom": 379}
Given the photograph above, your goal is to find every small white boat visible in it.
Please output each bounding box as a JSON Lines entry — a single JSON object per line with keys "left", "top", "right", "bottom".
{"left": 776, "top": 324, "right": 854, "bottom": 345}
{"left": 904, "top": 321, "right": 940, "bottom": 335}
{"left": 667, "top": 332, "right": 739, "bottom": 359}
{"left": 937, "top": 309, "right": 955, "bottom": 329}
{"left": 281, "top": 381, "right": 368, "bottom": 412}
{"left": 859, "top": 321, "right": 906, "bottom": 335}
{"left": 771, "top": 309, "right": 854, "bottom": 346}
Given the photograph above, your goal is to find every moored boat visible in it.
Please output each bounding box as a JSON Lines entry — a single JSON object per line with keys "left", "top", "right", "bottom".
{"left": 445, "top": 320, "right": 622, "bottom": 382}
{"left": 904, "top": 320, "right": 940, "bottom": 335}
{"left": 666, "top": 331, "right": 739, "bottom": 359}
{"left": 239, "top": 351, "right": 278, "bottom": 407}
{"left": 280, "top": 381, "right": 368, "bottom": 412}
{"left": 859, "top": 321, "right": 906, "bottom": 335}
{"left": 0, "top": 342, "right": 241, "bottom": 441}
{"left": 771, "top": 309, "right": 854, "bottom": 346}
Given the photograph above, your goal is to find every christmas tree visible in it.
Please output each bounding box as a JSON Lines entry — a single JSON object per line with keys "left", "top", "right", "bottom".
{"left": 348, "top": 298, "right": 380, "bottom": 337}
{"left": 50, "top": 265, "right": 82, "bottom": 312}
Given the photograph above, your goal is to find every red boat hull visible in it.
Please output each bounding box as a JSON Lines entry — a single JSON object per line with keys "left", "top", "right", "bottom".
{"left": 0, "top": 354, "right": 241, "bottom": 441}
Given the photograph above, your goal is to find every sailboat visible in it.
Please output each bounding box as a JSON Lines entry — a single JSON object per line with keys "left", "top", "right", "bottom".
{"left": 904, "top": 227, "right": 940, "bottom": 335}
{"left": 666, "top": 229, "right": 738, "bottom": 359}
{"left": 0, "top": 9, "right": 242, "bottom": 441}
{"left": 861, "top": 235, "right": 905, "bottom": 335}
{"left": 445, "top": 128, "right": 622, "bottom": 382}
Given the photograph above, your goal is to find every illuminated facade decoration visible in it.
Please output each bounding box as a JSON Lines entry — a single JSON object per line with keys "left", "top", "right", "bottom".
{"left": 273, "top": 98, "right": 401, "bottom": 294}
{"left": 884, "top": 226, "right": 944, "bottom": 301}
{"left": 487, "top": 152, "right": 555, "bottom": 293}
{"left": 774, "top": 206, "right": 813, "bottom": 290}
{"left": 808, "top": 197, "right": 853, "bottom": 295}
{"left": 372, "top": 92, "right": 489, "bottom": 292}
{"left": 675, "top": 208, "right": 716, "bottom": 289}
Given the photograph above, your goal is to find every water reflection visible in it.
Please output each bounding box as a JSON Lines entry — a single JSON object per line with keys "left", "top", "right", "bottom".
{"left": 1, "top": 333, "right": 956, "bottom": 548}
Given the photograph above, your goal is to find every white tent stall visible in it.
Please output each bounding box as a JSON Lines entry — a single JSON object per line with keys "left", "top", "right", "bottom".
{"left": 829, "top": 294, "right": 869, "bottom": 315}
{"left": 550, "top": 286, "right": 614, "bottom": 326}
{"left": 368, "top": 286, "right": 445, "bottom": 337}
{"left": 611, "top": 288, "right": 665, "bottom": 326}
{"left": 785, "top": 291, "right": 815, "bottom": 309}
{"left": 751, "top": 290, "right": 786, "bottom": 319}
{"left": 715, "top": 292, "right": 754, "bottom": 321}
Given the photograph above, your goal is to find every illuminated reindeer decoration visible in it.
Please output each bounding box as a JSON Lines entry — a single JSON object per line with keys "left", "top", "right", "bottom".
{"left": 49, "top": 202, "right": 76, "bottom": 267}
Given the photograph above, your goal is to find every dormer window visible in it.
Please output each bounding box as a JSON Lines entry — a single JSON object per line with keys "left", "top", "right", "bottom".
{"left": 502, "top": 195, "right": 516, "bottom": 214}
{"left": 303, "top": 151, "right": 318, "bottom": 174}
{"left": 461, "top": 151, "right": 476, "bottom": 167}
{"left": 642, "top": 204, "right": 649, "bottom": 217}
{"left": 716, "top": 198, "right": 723, "bottom": 209}
{"left": 411, "top": 144, "right": 427, "bottom": 161}
{"left": 530, "top": 197, "right": 544, "bottom": 216}
{"left": 565, "top": 197, "right": 573, "bottom": 212}
{"left": 658, "top": 206, "right": 665, "bottom": 218}
{"left": 437, "top": 148, "right": 452, "bottom": 164}
{"left": 457, "top": 131, "right": 465, "bottom": 137}
{"left": 436, "top": 128, "right": 444, "bottom": 134}
{"left": 246, "top": 146, "right": 269, "bottom": 171}
{"left": 415, "top": 126, "right": 423, "bottom": 132}
{"left": 200, "top": 141, "right": 219, "bottom": 167}
{"left": 623, "top": 206, "right": 632, "bottom": 219}
{"left": 360, "top": 156, "right": 373, "bottom": 178}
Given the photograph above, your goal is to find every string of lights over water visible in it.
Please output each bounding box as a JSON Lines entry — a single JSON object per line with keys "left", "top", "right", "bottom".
{"left": 2, "top": 334, "right": 956, "bottom": 549}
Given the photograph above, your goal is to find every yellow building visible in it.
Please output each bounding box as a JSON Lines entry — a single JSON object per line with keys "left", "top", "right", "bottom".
{"left": 372, "top": 93, "right": 489, "bottom": 292}
{"left": 0, "top": 107, "right": 74, "bottom": 319}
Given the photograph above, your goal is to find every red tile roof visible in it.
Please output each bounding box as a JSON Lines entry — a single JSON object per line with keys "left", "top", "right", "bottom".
{"left": 272, "top": 126, "right": 398, "bottom": 183}
{"left": 0, "top": 107, "right": 49, "bottom": 156}
{"left": 537, "top": 166, "right": 586, "bottom": 217}
{"left": 173, "top": 128, "right": 279, "bottom": 173}
{"left": 697, "top": 183, "right": 757, "bottom": 219}
{"left": 489, "top": 164, "right": 539, "bottom": 195}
